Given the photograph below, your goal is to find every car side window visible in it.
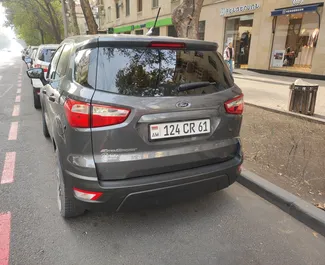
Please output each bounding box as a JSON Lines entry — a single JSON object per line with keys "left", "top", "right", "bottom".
{"left": 74, "top": 48, "right": 97, "bottom": 89}
{"left": 48, "top": 45, "right": 64, "bottom": 81}
{"left": 56, "top": 44, "right": 72, "bottom": 80}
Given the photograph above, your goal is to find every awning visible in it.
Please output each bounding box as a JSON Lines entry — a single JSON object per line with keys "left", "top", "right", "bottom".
{"left": 271, "top": 3, "right": 323, "bottom": 16}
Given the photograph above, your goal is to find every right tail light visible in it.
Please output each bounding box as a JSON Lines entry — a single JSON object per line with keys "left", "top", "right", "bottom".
{"left": 224, "top": 94, "right": 244, "bottom": 114}
{"left": 64, "top": 98, "right": 130, "bottom": 128}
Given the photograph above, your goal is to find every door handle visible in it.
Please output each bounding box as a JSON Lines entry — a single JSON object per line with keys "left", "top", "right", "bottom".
{"left": 42, "top": 90, "right": 47, "bottom": 94}
{"left": 49, "top": 94, "right": 55, "bottom": 102}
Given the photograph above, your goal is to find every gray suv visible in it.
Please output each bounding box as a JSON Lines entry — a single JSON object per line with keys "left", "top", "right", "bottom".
{"left": 27, "top": 35, "right": 244, "bottom": 218}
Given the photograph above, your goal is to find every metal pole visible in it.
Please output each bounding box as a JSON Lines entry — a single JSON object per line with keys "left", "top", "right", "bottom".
{"left": 61, "top": 0, "right": 69, "bottom": 38}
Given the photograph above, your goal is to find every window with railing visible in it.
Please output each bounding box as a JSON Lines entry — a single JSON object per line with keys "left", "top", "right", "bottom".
{"left": 115, "top": 3, "right": 120, "bottom": 19}
{"left": 126, "top": 0, "right": 130, "bottom": 16}
{"left": 152, "top": 0, "right": 159, "bottom": 8}
{"left": 198, "top": 21, "right": 206, "bottom": 40}
{"left": 107, "top": 7, "right": 111, "bottom": 22}
{"left": 138, "top": 0, "right": 142, "bottom": 12}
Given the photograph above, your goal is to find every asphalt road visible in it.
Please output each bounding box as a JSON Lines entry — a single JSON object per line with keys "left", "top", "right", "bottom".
{"left": 1, "top": 53, "right": 325, "bottom": 265}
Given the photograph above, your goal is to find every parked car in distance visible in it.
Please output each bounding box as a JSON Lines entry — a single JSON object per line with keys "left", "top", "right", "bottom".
{"left": 27, "top": 46, "right": 39, "bottom": 69}
{"left": 27, "top": 35, "right": 244, "bottom": 218}
{"left": 31, "top": 44, "right": 59, "bottom": 109}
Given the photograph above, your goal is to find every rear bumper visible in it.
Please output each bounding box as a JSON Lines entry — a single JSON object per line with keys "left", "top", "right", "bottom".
{"left": 64, "top": 155, "right": 243, "bottom": 212}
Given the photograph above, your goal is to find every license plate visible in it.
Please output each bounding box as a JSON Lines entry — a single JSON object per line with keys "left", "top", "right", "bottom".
{"left": 150, "top": 119, "right": 211, "bottom": 140}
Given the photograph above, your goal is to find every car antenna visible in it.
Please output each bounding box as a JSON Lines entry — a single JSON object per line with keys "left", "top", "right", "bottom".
{"left": 146, "top": 7, "right": 161, "bottom": 36}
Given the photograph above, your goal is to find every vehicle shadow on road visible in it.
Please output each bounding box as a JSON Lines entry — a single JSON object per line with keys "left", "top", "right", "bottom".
{"left": 64, "top": 189, "right": 235, "bottom": 237}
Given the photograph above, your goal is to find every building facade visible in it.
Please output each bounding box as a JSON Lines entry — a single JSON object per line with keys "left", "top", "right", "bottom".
{"left": 97, "top": 0, "right": 325, "bottom": 76}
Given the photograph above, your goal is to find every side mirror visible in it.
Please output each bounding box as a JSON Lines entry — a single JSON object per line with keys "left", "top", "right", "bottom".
{"left": 27, "top": 68, "right": 44, "bottom": 79}
{"left": 26, "top": 68, "right": 47, "bottom": 85}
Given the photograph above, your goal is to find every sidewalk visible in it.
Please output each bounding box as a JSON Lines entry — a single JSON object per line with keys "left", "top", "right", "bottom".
{"left": 233, "top": 70, "right": 325, "bottom": 121}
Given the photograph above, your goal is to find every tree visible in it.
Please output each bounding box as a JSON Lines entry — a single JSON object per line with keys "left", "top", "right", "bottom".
{"left": 172, "top": 0, "right": 204, "bottom": 39}
{"left": 79, "top": 0, "right": 97, "bottom": 34}
{"left": 67, "top": 0, "right": 80, "bottom": 35}
{"left": 2, "top": 0, "right": 63, "bottom": 44}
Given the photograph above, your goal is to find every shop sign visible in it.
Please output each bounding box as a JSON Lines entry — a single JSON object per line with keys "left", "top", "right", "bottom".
{"left": 220, "top": 3, "right": 260, "bottom": 16}
{"left": 271, "top": 50, "right": 285, "bottom": 68}
{"left": 281, "top": 7, "right": 304, "bottom": 15}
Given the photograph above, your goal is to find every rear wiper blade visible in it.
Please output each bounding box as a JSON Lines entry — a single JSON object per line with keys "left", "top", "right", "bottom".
{"left": 178, "top": 82, "right": 216, "bottom": 92}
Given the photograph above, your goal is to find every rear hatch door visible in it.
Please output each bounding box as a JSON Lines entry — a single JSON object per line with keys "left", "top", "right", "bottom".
{"left": 90, "top": 39, "right": 242, "bottom": 181}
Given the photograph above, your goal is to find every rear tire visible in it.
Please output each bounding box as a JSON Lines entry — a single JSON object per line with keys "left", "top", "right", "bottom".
{"left": 56, "top": 149, "right": 84, "bottom": 218}
{"left": 42, "top": 109, "right": 50, "bottom": 138}
{"left": 33, "top": 89, "right": 41, "bottom": 109}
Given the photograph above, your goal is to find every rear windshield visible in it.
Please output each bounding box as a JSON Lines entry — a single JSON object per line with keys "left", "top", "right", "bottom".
{"left": 96, "top": 47, "right": 233, "bottom": 97}
{"left": 38, "top": 48, "right": 57, "bottom": 62}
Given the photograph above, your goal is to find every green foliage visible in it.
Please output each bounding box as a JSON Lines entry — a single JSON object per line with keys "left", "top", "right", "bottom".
{"left": 2, "top": 0, "right": 63, "bottom": 45}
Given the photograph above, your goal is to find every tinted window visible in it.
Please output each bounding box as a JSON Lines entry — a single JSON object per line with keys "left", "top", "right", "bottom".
{"left": 96, "top": 47, "right": 233, "bottom": 97}
{"left": 48, "top": 45, "right": 64, "bottom": 80}
{"left": 38, "top": 48, "right": 57, "bottom": 62}
{"left": 74, "top": 48, "right": 97, "bottom": 89}
{"left": 56, "top": 44, "right": 72, "bottom": 79}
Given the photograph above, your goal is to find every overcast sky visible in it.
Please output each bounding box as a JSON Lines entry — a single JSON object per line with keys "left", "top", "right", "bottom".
{"left": 0, "top": 3, "right": 24, "bottom": 52}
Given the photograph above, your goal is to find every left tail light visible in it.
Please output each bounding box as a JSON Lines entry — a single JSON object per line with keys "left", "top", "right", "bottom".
{"left": 224, "top": 94, "right": 244, "bottom": 114}
{"left": 64, "top": 98, "right": 130, "bottom": 128}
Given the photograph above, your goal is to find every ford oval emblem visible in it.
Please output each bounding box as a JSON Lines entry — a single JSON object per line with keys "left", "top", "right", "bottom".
{"left": 176, "top": 101, "right": 191, "bottom": 108}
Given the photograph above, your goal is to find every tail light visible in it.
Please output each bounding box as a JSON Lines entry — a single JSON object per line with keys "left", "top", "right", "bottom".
{"left": 64, "top": 98, "right": 130, "bottom": 128}
{"left": 224, "top": 94, "right": 244, "bottom": 114}
{"left": 64, "top": 99, "right": 90, "bottom": 128}
{"left": 92, "top": 104, "right": 130, "bottom": 127}
{"left": 73, "top": 187, "right": 103, "bottom": 201}
{"left": 43, "top": 68, "right": 48, "bottom": 73}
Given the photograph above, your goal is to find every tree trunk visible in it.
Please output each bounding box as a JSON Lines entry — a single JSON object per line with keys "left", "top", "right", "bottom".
{"left": 67, "top": 0, "right": 80, "bottom": 35}
{"left": 172, "top": 0, "right": 204, "bottom": 39}
{"left": 61, "top": 0, "right": 69, "bottom": 38}
{"left": 80, "top": 0, "right": 98, "bottom": 34}
{"left": 39, "top": 27, "right": 45, "bottom": 44}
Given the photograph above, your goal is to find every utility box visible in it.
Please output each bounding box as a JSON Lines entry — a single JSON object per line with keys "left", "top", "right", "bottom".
{"left": 288, "top": 79, "right": 318, "bottom": 116}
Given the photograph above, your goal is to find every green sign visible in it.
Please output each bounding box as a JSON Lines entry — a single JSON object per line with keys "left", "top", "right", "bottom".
{"left": 112, "top": 18, "right": 173, "bottom": 34}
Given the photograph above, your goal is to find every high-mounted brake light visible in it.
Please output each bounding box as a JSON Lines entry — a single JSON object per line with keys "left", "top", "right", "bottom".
{"left": 148, "top": 42, "right": 186, "bottom": 49}
{"left": 224, "top": 94, "right": 244, "bottom": 114}
{"left": 64, "top": 98, "right": 130, "bottom": 128}
{"left": 73, "top": 187, "right": 103, "bottom": 201}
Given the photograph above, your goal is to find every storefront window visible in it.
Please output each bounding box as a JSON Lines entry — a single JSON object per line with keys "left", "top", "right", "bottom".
{"left": 135, "top": 29, "right": 143, "bottom": 35}
{"left": 151, "top": 27, "right": 160, "bottom": 36}
{"left": 270, "top": 12, "right": 320, "bottom": 73}
{"left": 168, "top": 25, "right": 178, "bottom": 37}
{"left": 224, "top": 15, "right": 253, "bottom": 69}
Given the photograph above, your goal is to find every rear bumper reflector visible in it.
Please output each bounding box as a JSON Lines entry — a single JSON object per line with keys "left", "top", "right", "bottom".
{"left": 73, "top": 187, "right": 103, "bottom": 201}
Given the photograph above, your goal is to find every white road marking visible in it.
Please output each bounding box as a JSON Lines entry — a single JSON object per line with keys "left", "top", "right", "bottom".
{"left": 0, "top": 84, "right": 14, "bottom": 98}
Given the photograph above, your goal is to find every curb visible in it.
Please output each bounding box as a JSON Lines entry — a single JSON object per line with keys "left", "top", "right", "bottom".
{"left": 245, "top": 102, "right": 325, "bottom": 125}
{"left": 238, "top": 169, "right": 325, "bottom": 237}
{"left": 247, "top": 68, "right": 325, "bottom": 81}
